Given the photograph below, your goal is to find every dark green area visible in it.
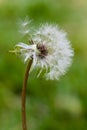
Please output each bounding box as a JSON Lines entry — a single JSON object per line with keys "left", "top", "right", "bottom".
{"left": 0, "top": 0, "right": 87, "bottom": 130}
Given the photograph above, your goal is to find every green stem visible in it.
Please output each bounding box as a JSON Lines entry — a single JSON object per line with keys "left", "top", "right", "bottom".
{"left": 22, "top": 58, "right": 33, "bottom": 130}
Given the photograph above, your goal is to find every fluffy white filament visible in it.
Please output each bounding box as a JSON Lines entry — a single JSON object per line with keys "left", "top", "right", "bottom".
{"left": 14, "top": 19, "right": 74, "bottom": 80}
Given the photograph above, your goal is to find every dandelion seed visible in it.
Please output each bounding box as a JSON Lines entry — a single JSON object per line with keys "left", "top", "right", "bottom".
{"left": 18, "top": 16, "right": 32, "bottom": 36}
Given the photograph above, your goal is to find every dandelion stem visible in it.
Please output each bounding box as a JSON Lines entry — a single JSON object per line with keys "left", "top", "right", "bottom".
{"left": 22, "top": 58, "right": 33, "bottom": 130}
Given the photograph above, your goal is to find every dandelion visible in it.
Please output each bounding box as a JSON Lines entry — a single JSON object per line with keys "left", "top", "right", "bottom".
{"left": 11, "top": 18, "right": 74, "bottom": 130}
{"left": 14, "top": 23, "right": 74, "bottom": 80}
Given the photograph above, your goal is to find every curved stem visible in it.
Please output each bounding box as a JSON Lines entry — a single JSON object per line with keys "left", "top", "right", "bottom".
{"left": 22, "top": 59, "right": 33, "bottom": 130}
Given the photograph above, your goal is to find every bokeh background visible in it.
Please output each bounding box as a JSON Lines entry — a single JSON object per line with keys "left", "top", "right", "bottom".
{"left": 0, "top": 0, "right": 87, "bottom": 130}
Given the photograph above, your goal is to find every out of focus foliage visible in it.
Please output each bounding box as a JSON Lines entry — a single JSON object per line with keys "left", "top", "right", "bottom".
{"left": 0, "top": 0, "right": 87, "bottom": 130}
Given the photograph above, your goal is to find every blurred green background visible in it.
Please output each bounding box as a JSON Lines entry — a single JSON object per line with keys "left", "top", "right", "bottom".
{"left": 0, "top": 0, "right": 87, "bottom": 130}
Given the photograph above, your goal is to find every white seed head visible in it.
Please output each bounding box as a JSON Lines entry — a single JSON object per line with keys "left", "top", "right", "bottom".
{"left": 13, "top": 19, "right": 74, "bottom": 80}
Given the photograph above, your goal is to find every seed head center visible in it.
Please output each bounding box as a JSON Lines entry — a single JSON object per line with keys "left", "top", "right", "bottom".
{"left": 37, "top": 44, "right": 48, "bottom": 59}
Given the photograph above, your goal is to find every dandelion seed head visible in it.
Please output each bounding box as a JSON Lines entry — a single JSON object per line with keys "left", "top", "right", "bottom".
{"left": 12, "top": 18, "right": 74, "bottom": 80}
